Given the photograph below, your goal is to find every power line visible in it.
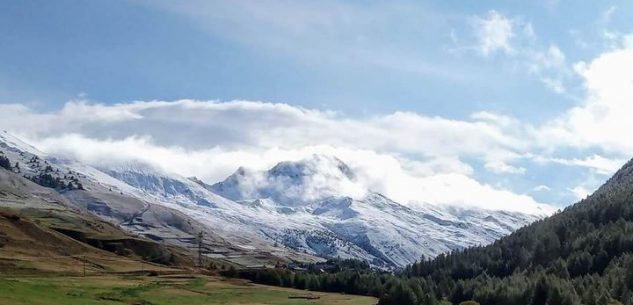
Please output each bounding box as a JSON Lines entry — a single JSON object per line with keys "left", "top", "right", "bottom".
{"left": 197, "top": 231, "right": 204, "bottom": 268}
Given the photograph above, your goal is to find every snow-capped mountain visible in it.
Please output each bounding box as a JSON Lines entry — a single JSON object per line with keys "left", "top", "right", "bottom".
{"left": 0, "top": 131, "right": 547, "bottom": 268}
{"left": 210, "top": 155, "right": 366, "bottom": 206}
{"left": 206, "top": 153, "right": 545, "bottom": 267}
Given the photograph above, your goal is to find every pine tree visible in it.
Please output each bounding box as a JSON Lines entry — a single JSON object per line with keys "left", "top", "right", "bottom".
{"left": 530, "top": 277, "right": 549, "bottom": 305}
{"left": 625, "top": 257, "right": 633, "bottom": 290}
{"left": 0, "top": 155, "right": 10, "bottom": 170}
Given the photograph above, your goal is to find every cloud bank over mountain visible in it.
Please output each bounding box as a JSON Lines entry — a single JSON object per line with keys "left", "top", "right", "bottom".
{"left": 0, "top": 99, "right": 544, "bottom": 213}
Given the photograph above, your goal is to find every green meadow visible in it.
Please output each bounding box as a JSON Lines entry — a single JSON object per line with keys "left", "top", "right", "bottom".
{"left": 0, "top": 275, "right": 377, "bottom": 305}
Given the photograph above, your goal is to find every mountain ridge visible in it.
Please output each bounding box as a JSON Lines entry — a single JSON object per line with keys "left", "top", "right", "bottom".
{"left": 389, "top": 154, "right": 633, "bottom": 304}
{"left": 0, "top": 132, "right": 546, "bottom": 268}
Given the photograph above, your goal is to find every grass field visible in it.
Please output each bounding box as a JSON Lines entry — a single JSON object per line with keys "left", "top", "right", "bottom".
{"left": 0, "top": 197, "right": 376, "bottom": 304}
{"left": 0, "top": 275, "right": 377, "bottom": 305}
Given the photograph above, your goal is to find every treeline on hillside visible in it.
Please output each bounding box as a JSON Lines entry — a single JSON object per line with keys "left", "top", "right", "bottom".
{"left": 0, "top": 151, "right": 83, "bottom": 190}
{"left": 23, "top": 156, "right": 84, "bottom": 190}
{"left": 226, "top": 160, "right": 633, "bottom": 305}
{"left": 225, "top": 255, "right": 633, "bottom": 305}
{"left": 398, "top": 159, "right": 633, "bottom": 305}
{"left": 221, "top": 258, "right": 420, "bottom": 301}
{"left": 26, "top": 170, "right": 84, "bottom": 190}
{"left": 0, "top": 154, "right": 10, "bottom": 170}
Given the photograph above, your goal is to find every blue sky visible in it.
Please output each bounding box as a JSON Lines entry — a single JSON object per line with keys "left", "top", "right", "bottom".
{"left": 1, "top": 0, "right": 633, "bottom": 212}
{"left": 1, "top": 0, "right": 625, "bottom": 117}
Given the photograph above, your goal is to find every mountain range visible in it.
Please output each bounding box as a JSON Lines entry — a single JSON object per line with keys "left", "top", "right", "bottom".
{"left": 0, "top": 131, "right": 551, "bottom": 268}
{"left": 233, "top": 150, "right": 633, "bottom": 305}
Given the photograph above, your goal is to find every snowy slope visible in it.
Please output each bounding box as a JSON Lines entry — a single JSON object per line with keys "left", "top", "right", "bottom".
{"left": 205, "top": 154, "right": 543, "bottom": 267}
{"left": 0, "top": 133, "right": 546, "bottom": 268}
{"left": 210, "top": 155, "right": 365, "bottom": 205}
{"left": 0, "top": 132, "right": 320, "bottom": 265}
{"left": 64, "top": 152, "right": 541, "bottom": 268}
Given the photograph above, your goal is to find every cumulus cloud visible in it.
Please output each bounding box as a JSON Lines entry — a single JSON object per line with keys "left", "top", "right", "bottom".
{"left": 0, "top": 99, "right": 527, "bottom": 161}
{"left": 569, "top": 185, "right": 590, "bottom": 201}
{"left": 527, "top": 45, "right": 569, "bottom": 93}
{"left": 0, "top": 99, "right": 555, "bottom": 214}
{"left": 4, "top": 36, "right": 633, "bottom": 212}
{"left": 4, "top": 38, "right": 633, "bottom": 215}
{"left": 484, "top": 161, "right": 526, "bottom": 175}
{"left": 538, "top": 43, "right": 633, "bottom": 156}
{"left": 533, "top": 185, "right": 551, "bottom": 192}
{"left": 461, "top": 11, "right": 572, "bottom": 93}
{"left": 473, "top": 10, "right": 516, "bottom": 56}
{"left": 535, "top": 155, "right": 626, "bottom": 176}
{"left": 222, "top": 154, "right": 370, "bottom": 204}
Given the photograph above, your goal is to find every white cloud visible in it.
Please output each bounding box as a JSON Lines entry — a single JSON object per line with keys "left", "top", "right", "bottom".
{"left": 536, "top": 155, "right": 625, "bottom": 176}
{"left": 0, "top": 99, "right": 553, "bottom": 214}
{"left": 470, "top": 111, "right": 520, "bottom": 128}
{"left": 540, "top": 77, "right": 565, "bottom": 94}
{"left": 538, "top": 42, "right": 633, "bottom": 156}
{"left": 484, "top": 161, "right": 526, "bottom": 175}
{"left": 527, "top": 45, "right": 569, "bottom": 93}
{"left": 6, "top": 37, "right": 633, "bottom": 213}
{"left": 533, "top": 185, "right": 551, "bottom": 192}
{"left": 0, "top": 100, "right": 527, "bottom": 162}
{"left": 464, "top": 11, "right": 572, "bottom": 94}
{"left": 226, "top": 154, "right": 370, "bottom": 204}
{"left": 5, "top": 34, "right": 633, "bottom": 213}
{"left": 568, "top": 185, "right": 590, "bottom": 201}
{"left": 473, "top": 10, "right": 516, "bottom": 56}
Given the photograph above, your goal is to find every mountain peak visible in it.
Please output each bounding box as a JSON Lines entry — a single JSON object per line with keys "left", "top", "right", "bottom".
{"left": 210, "top": 154, "right": 365, "bottom": 205}
{"left": 267, "top": 154, "right": 355, "bottom": 181}
{"left": 234, "top": 166, "right": 248, "bottom": 176}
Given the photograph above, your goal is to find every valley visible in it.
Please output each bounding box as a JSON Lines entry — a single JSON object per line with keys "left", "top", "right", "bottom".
{"left": 3, "top": 3, "right": 632, "bottom": 304}
{"left": 4, "top": 130, "right": 633, "bottom": 305}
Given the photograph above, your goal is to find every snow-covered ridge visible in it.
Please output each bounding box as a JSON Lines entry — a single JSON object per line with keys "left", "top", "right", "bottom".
{"left": 0, "top": 130, "right": 45, "bottom": 156}
{"left": 203, "top": 155, "right": 543, "bottom": 267}
{"left": 0, "top": 132, "right": 546, "bottom": 268}
{"left": 210, "top": 154, "right": 367, "bottom": 205}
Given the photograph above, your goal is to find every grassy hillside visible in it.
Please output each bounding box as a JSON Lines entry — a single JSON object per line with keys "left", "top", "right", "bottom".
{"left": 0, "top": 164, "right": 201, "bottom": 274}
{"left": 0, "top": 164, "right": 376, "bottom": 305}
{"left": 0, "top": 207, "right": 190, "bottom": 275}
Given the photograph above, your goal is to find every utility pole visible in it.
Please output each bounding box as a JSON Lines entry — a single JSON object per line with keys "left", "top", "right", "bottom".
{"left": 197, "top": 231, "right": 204, "bottom": 268}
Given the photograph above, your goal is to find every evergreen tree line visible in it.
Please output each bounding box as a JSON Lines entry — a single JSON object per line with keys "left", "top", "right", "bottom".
{"left": 25, "top": 172, "right": 84, "bottom": 190}
{"left": 0, "top": 151, "right": 84, "bottom": 190}
{"left": 0, "top": 154, "right": 10, "bottom": 170}
{"left": 221, "top": 258, "right": 396, "bottom": 298}
{"left": 225, "top": 159, "right": 633, "bottom": 305}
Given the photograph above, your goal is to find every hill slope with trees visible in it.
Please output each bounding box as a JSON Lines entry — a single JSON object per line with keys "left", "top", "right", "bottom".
{"left": 231, "top": 158, "right": 633, "bottom": 305}
{"left": 395, "top": 158, "right": 633, "bottom": 305}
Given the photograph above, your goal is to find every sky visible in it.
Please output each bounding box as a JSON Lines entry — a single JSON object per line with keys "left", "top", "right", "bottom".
{"left": 1, "top": 0, "right": 633, "bottom": 213}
